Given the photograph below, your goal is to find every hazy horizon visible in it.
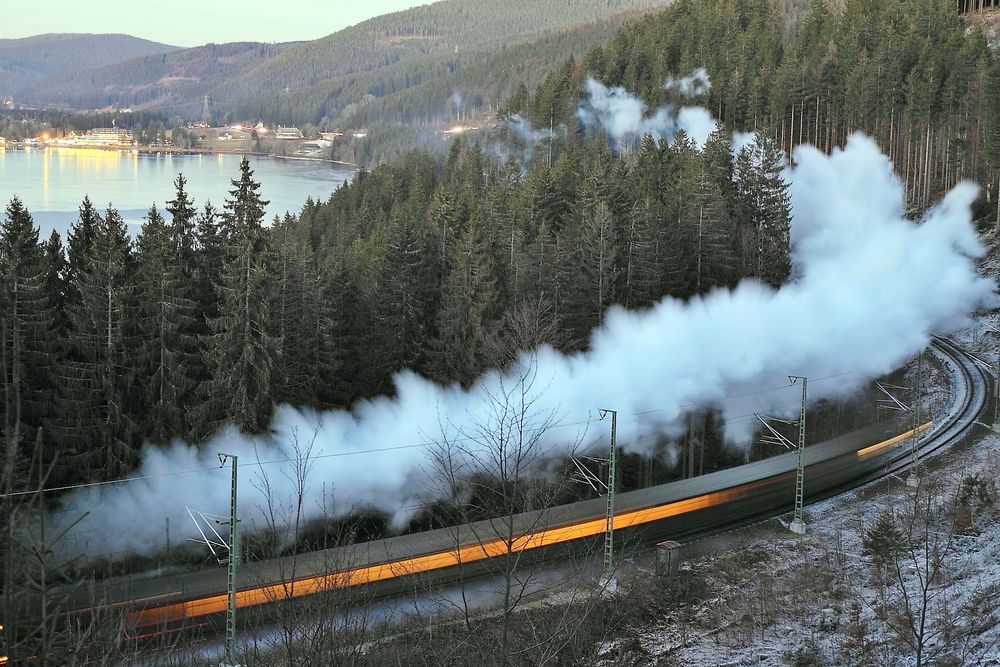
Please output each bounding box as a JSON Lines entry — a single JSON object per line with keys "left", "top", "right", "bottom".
{"left": 0, "top": 0, "right": 430, "bottom": 48}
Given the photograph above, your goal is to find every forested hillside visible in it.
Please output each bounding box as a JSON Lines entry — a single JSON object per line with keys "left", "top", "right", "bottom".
{"left": 250, "top": 10, "right": 647, "bottom": 129}
{"left": 0, "top": 33, "right": 178, "bottom": 96}
{"left": 326, "top": 16, "right": 644, "bottom": 166}
{"left": 19, "top": 42, "right": 289, "bottom": 114}
{"left": 7, "top": 3, "right": 1000, "bottom": 660}
{"left": 17, "top": 0, "right": 673, "bottom": 121}
{"left": 222, "top": 0, "right": 674, "bottom": 124}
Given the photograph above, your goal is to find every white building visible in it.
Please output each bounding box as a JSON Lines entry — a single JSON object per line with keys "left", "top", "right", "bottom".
{"left": 275, "top": 127, "right": 303, "bottom": 140}
{"left": 76, "top": 128, "right": 134, "bottom": 146}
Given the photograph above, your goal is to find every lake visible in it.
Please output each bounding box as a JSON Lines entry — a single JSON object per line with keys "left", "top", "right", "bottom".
{"left": 0, "top": 147, "right": 357, "bottom": 236}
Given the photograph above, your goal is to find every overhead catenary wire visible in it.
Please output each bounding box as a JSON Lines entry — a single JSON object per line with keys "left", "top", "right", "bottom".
{"left": 33, "top": 398, "right": 824, "bottom": 562}
{"left": 0, "top": 366, "right": 872, "bottom": 501}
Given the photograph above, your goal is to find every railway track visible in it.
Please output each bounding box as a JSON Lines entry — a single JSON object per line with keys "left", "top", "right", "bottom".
{"left": 678, "top": 335, "right": 991, "bottom": 548}
{"left": 894, "top": 335, "right": 989, "bottom": 472}
{"left": 29, "top": 337, "right": 994, "bottom": 651}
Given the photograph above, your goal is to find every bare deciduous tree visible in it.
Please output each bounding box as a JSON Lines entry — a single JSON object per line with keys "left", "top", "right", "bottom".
{"left": 241, "top": 427, "right": 383, "bottom": 666}
{"left": 856, "top": 471, "right": 1000, "bottom": 667}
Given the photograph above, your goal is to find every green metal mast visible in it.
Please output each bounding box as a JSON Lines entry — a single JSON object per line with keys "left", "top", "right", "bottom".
{"left": 600, "top": 409, "right": 617, "bottom": 578}
{"left": 790, "top": 376, "right": 807, "bottom": 534}
{"left": 220, "top": 453, "right": 239, "bottom": 667}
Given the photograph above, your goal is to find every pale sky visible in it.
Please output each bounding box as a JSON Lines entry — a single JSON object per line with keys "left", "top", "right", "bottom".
{"left": 1, "top": 0, "right": 430, "bottom": 47}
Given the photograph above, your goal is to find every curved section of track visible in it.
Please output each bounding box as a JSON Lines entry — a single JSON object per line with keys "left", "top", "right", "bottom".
{"left": 62, "top": 337, "right": 989, "bottom": 637}
{"left": 894, "top": 335, "right": 987, "bottom": 473}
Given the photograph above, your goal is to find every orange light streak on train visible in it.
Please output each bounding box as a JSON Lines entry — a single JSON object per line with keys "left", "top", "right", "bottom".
{"left": 130, "top": 423, "right": 931, "bottom": 629}
{"left": 856, "top": 421, "right": 931, "bottom": 459}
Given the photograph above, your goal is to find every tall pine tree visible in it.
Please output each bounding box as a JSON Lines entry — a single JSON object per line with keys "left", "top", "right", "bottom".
{"left": 434, "top": 216, "right": 500, "bottom": 384}
{"left": 684, "top": 155, "right": 736, "bottom": 293}
{"left": 372, "top": 212, "right": 439, "bottom": 388}
{"left": 203, "top": 158, "right": 276, "bottom": 433}
{"left": 734, "top": 135, "right": 791, "bottom": 287}
{"left": 56, "top": 205, "right": 136, "bottom": 480}
{"left": 270, "top": 215, "right": 338, "bottom": 407}
{"left": 0, "top": 198, "right": 51, "bottom": 455}
{"left": 135, "top": 198, "right": 198, "bottom": 443}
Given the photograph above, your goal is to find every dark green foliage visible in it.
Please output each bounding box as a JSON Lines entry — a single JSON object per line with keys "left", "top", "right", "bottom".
{"left": 134, "top": 178, "right": 201, "bottom": 442}
{"left": 40, "top": 230, "right": 67, "bottom": 338}
{"left": 287, "top": 127, "right": 793, "bottom": 398}
{"left": 269, "top": 214, "right": 339, "bottom": 407}
{"left": 64, "top": 197, "right": 99, "bottom": 310}
{"left": 0, "top": 197, "right": 52, "bottom": 454}
{"left": 55, "top": 205, "right": 137, "bottom": 480}
{"left": 862, "top": 508, "right": 908, "bottom": 572}
{"left": 577, "top": 201, "right": 620, "bottom": 325}
{"left": 683, "top": 151, "right": 737, "bottom": 294}
{"left": 202, "top": 158, "right": 277, "bottom": 434}
{"left": 373, "top": 213, "right": 440, "bottom": 385}
{"left": 434, "top": 215, "right": 501, "bottom": 383}
{"left": 517, "top": 0, "right": 996, "bottom": 212}
{"left": 193, "top": 201, "right": 224, "bottom": 325}
{"left": 734, "top": 136, "right": 791, "bottom": 286}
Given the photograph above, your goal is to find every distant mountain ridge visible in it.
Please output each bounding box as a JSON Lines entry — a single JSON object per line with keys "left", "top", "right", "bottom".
{"left": 236, "top": 2, "right": 669, "bottom": 126}
{"left": 23, "top": 41, "right": 290, "bottom": 114}
{"left": 16, "top": 0, "right": 674, "bottom": 120}
{"left": 0, "top": 33, "right": 179, "bottom": 97}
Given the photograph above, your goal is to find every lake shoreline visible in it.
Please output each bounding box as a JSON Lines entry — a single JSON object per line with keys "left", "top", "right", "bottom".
{"left": 0, "top": 143, "right": 358, "bottom": 169}
{"left": 0, "top": 146, "right": 357, "bottom": 237}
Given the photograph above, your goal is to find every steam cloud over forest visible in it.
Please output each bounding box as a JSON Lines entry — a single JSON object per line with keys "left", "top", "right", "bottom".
{"left": 60, "top": 87, "right": 994, "bottom": 557}
{"left": 577, "top": 76, "right": 718, "bottom": 149}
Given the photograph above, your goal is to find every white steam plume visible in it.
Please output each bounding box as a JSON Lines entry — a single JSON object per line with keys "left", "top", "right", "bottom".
{"left": 493, "top": 70, "right": 715, "bottom": 165}
{"left": 59, "top": 135, "right": 993, "bottom": 559}
{"left": 664, "top": 67, "right": 711, "bottom": 97}
{"left": 506, "top": 114, "right": 558, "bottom": 144}
{"left": 577, "top": 76, "right": 718, "bottom": 149}
{"left": 731, "top": 130, "right": 760, "bottom": 158}
{"left": 489, "top": 114, "right": 564, "bottom": 171}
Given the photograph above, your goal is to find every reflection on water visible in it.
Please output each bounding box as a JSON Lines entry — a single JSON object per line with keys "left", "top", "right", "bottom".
{"left": 0, "top": 148, "right": 356, "bottom": 235}
{"left": 42, "top": 148, "right": 49, "bottom": 207}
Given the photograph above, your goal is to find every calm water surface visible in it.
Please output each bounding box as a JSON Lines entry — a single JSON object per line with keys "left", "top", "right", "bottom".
{"left": 0, "top": 148, "right": 356, "bottom": 235}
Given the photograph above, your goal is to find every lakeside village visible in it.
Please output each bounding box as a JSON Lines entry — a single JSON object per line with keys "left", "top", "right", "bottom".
{"left": 0, "top": 121, "right": 353, "bottom": 160}
{"left": 0, "top": 97, "right": 486, "bottom": 161}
